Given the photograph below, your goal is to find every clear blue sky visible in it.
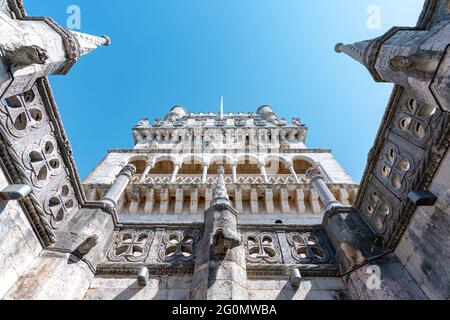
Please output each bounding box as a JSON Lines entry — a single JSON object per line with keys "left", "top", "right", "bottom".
{"left": 24, "top": 0, "right": 425, "bottom": 182}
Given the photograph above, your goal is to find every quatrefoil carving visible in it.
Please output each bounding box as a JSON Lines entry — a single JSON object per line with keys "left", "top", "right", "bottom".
{"left": 0, "top": 89, "right": 46, "bottom": 138}
{"left": 107, "top": 230, "right": 154, "bottom": 262}
{"left": 22, "top": 135, "right": 64, "bottom": 188}
{"left": 243, "top": 232, "right": 282, "bottom": 264}
{"left": 158, "top": 230, "right": 200, "bottom": 264}
{"left": 43, "top": 183, "right": 77, "bottom": 229}
{"left": 365, "top": 189, "right": 391, "bottom": 231}
{"left": 378, "top": 143, "right": 414, "bottom": 194}
{"left": 287, "top": 232, "right": 327, "bottom": 263}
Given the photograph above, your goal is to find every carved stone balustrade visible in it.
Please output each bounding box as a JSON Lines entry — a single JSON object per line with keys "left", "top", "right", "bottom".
{"left": 130, "top": 174, "right": 309, "bottom": 186}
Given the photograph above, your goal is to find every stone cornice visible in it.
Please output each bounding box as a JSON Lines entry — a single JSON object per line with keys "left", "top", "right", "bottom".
{"left": 96, "top": 263, "right": 195, "bottom": 276}
{"left": 246, "top": 264, "right": 340, "bottom": 278}
{"left": 108, "top": 148, "right": 333, "bottom": 154}
{"left": 96, "top": 262, "right": 341, "bottom": 277}
{"left": 85, "top": 182, "right": 358, "bottom": 189}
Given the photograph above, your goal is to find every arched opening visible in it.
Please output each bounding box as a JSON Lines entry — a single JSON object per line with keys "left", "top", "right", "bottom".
{"left": 208, "top": 156, "right": 232, "bottom": 174}
{"left": 236, "top": 156, "right": 260, "bottom": 174}
{"left": 265, "top": 158, "right": 290, "bottom": 175}
{"left": 129, "top": 159, "right": 147, "bottom": 175}
{"left": 179, "top": 156, "right": 203, "bottom": 175}
{"left": 292, "top": 158, "right": 313, "bottom": 174}
{"left": 149, "top": 160, "right": 174, "bottom": 175}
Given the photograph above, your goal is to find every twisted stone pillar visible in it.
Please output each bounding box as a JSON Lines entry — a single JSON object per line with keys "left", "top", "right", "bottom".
{"left": 306, "top": 166, "right": 341, "bottom": 211}
{"left": 102, "top": 164, "right": 136, "bottom": 209}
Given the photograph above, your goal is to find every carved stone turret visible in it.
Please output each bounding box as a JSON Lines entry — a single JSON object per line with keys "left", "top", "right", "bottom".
{"left": 0, "top": 10, "right": 109, "bottom": 98}
{"left": 336, "top": 23, "right": 450, "bottom": 111}
{"left": 192, "top": 166, "right": 248, "bottom": 300}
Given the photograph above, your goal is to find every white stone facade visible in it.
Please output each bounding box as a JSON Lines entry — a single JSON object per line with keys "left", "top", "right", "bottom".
{"left": 83, "top": 105, "right": 357, "bottom": 224}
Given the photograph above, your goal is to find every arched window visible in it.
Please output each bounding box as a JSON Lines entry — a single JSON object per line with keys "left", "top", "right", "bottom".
{"left": 129, "top": 159, "right": 147, "bottom": 174}
{"left": 179, "top": 156, "right": 203, "bottom": 174}
{"left": 236, "top": 156, "right": 260, "bottom": 174}
{"left": 292, "top": 158, "right": 313, "bottom": 174}
{"left": 149, "top": 160, "right": 174, "bottom": 175}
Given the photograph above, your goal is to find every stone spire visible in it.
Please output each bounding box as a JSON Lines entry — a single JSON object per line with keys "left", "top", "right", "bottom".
{"left": 0, "top": 11, "right": 110, "bottom": 98}
{"left": 335, "top": 40, "right": 373, "bottom": 66}
{"left": 210, "top": 166, "right": 231, "bottom": 209}
{"left": 335, "top": 34, "right": 389, "bottom": 83}
{"left": 70, "top": 31, "right": 111, "bottom": 57}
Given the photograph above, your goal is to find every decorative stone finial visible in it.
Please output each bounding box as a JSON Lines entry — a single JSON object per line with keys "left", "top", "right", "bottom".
{"left": 334, "top": 40, "right": 373, "bottom": 66}
{"left": 211, "top": 166, "right": 231, "bottom": 209}
{"left": 69, "top": 31, "right": 111, "bottom": 57}
{"left": 334, "top": 43, "right": 344, "bottom": 53}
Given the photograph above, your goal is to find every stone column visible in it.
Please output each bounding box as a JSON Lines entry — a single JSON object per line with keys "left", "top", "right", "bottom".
{"left": 231, "top": 163, "right": 238, "bottom": 184}
{"left": 258, "top": 162, "right": 269, "bottom": 184}
{"left": 288, "top": 163, "right": 301, "bottom": 184}
{"left": 202, "top": 163, "right": 209, "bottom": 184}
{"left": 101, "top": 164, "right": 136, "bottom": 209}
{"left": 192, "top": 167, "right": 248, "bottom": 300}
{"left": 139, "top": 162, "right": 154, "bottom": 183}
{"left": 306, "top": 166, "right": 341, "bottom": 211}
{"left": 170, "top": 163, "right": 181, "bottom": 184}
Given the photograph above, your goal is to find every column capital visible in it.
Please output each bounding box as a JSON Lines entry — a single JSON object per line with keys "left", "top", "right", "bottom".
{"left": 173, "top": 161, "right": 183, "bottom": 167}
{"left": 119, "top": 164, "right": 136, "bottom": 178}
{"left": 147, "top": 159, "right": 156, "bottom": 168}
{"left": 306, "top": 166, "right": 324, "bottom": 181}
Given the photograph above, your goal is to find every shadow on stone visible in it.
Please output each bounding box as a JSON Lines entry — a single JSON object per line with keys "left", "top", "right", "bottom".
{"left": 275, "top": 280, "right": 295, "bottom": 300}
{"left": 113, "top": 280, "right": 145, "bottom": 300}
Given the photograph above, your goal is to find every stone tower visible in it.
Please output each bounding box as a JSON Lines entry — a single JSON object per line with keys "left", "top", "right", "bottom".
{"left": 84, "top": 105, "right": 356, "bottom": 224}
{"left": 0, "top": 0, "right": 448, "bottom": 300}
{"left": 81, "top": 104, "right": 357, "bottom": 299}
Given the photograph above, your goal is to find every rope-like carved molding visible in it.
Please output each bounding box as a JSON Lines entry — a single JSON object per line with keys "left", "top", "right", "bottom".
{"left": 96, "top": 263, "right": 195, "bottom": 276}
{"left": 0, "top": 137, "right": 56, "bottom": 246}
{"left": 6, "top": 0, "right": 26, "bottom": 18}
{"left": 246, "top": 264, "right": 340, "bottom": 278}
{"left": 35, "top": 79, "right": 88, "bottom": 206}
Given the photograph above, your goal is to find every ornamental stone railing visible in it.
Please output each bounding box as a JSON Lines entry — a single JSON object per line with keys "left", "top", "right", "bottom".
{"left": 130, "top": 174, "right": 309, "bottom": 186}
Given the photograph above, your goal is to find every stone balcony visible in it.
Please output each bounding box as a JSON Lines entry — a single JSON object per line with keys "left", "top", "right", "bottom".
{"left": 130, "top": 174, "right": 309, "bottom": 186}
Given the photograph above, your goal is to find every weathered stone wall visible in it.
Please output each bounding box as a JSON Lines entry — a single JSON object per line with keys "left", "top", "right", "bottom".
{"left": 4, "top": 251, "right": 93, "bottom": 300}
{"left": 247, "top": 277, "right": 347, "bottom": 300}
{"left": 0, "top": 168, "right": 42, "bottom": 299}
{"left": 344, "top": 254, "right": 427, "bottom": 300}
{"left": 345, "top": 129, "right": 449, "bottom": 301}
{"left": 84, "top": 274, "right": 192, "bottom": 300}
{"left": 395, "top": 150, "right": 450, "bottom": 300}
{"left": 83, "top": 274, "right": 347, "bottom": 300}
